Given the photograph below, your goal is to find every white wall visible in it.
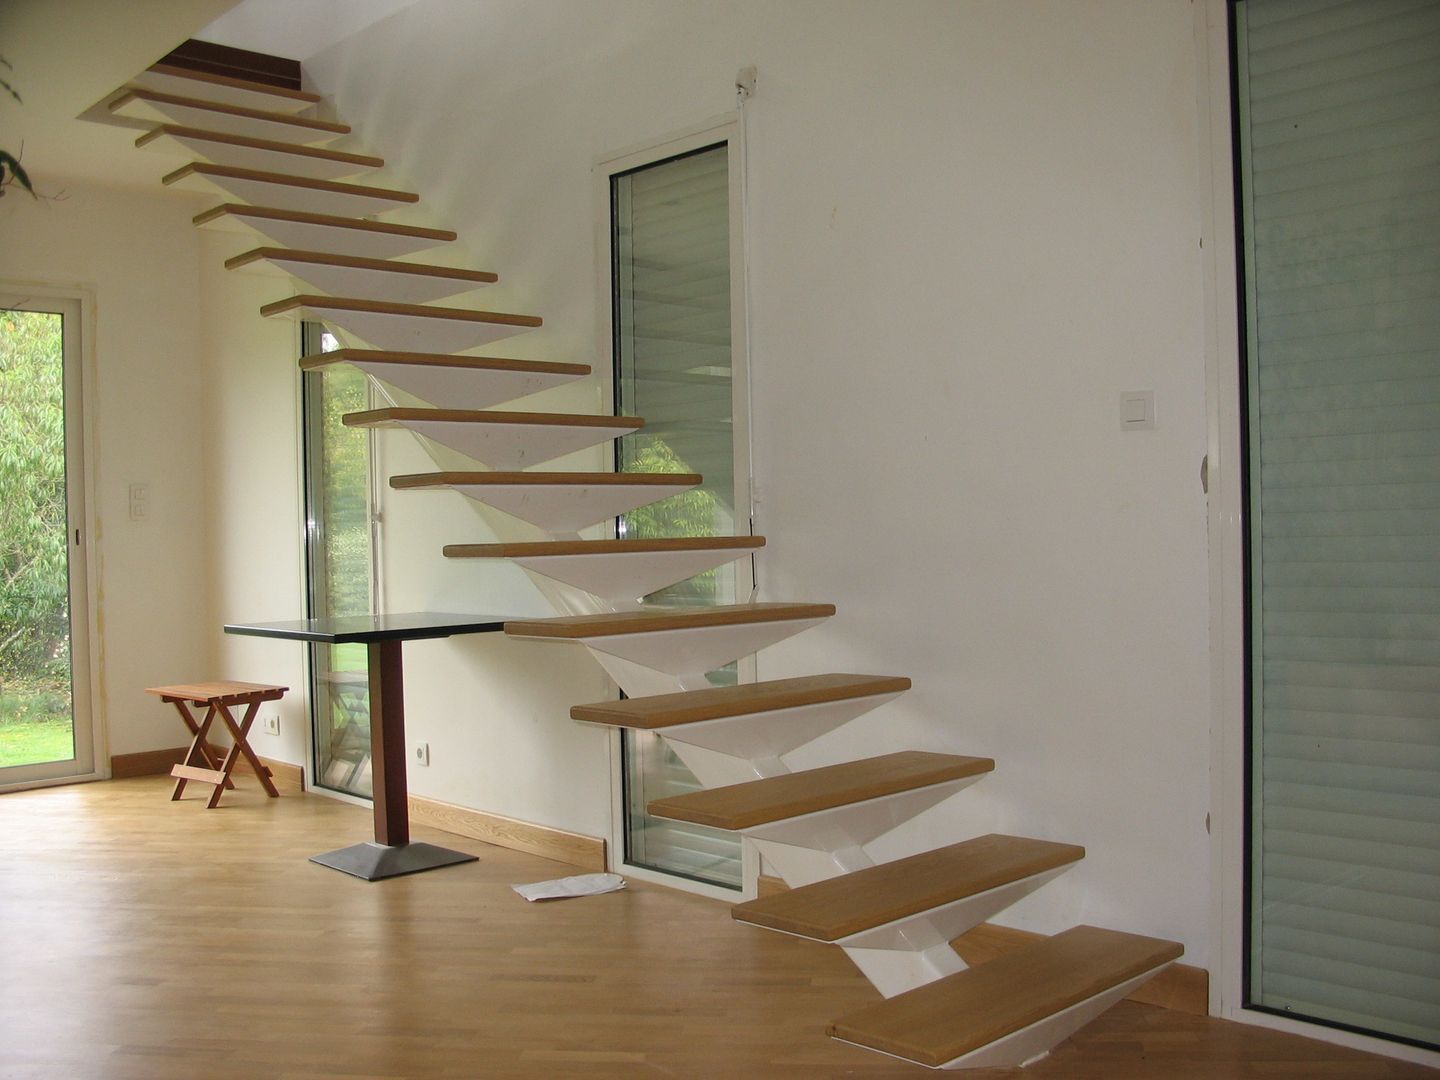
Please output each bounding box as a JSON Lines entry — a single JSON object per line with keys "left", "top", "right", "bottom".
{"left": 0, "top": 183, "right": 215, "bottom": 756}
{"left": 279, "top": 0, "right": 1215, "bottom": 962}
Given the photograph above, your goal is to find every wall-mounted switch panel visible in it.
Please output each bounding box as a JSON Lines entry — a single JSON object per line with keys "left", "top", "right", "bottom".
{"left": 128, "top": 483, "right": 150, "bottom": 520}
{"left": 1119, "top": 390, "right": 1155, "bottom": 431}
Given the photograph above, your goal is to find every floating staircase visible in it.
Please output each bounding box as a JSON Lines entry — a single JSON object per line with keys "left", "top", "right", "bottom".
{"left": 93, "top": 51, "right": 1183, "bottom": 1070}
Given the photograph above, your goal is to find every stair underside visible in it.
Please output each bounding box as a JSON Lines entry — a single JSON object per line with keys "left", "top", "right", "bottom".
{"left": 346, "top": 407, "right": 641, "bottom": 469}
{"left": 194, "top": 204, "right": 456, "bottom": 259}
{"left": 230, "top": 248, "right": 495, "bottom": 303}
{"left": 505, "top": 602, "right": 835, "bottom": 640}
{"left": 137, "top": 124, "right": 383, "bottom": 180}
{"left": 647, "top": 750, "right": 993, "bottom": 830}
{"left": 827, "top": 925, "right": 1183, "bottom": 1068}
{"left": 570, "top": 671, "right": 908, "bottom": 729}
{"left": 165, "top": 163, "right": 417, "bottom": 217}
{"left": 109, "top": 88, "right": 349, "bottom": 143}
{"left": 390, "top": 471, "right": 703, "bottom": 531}
{"left": 132, "top": 63, "right": 322, "bottom": 113}
{"left": 444, "top": 536, "right": 767, "bottom": 605}
{"left": 732, "top": 834, "right": 1085, "bottom": 941}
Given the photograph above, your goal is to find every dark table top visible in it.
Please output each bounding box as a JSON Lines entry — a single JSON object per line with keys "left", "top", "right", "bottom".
{"left": 224, "top": 612, "right": 513, "bottom": 644}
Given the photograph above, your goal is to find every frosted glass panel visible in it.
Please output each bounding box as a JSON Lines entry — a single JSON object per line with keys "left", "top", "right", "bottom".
{"left": 1237, "top": 0, "right": 1440, "bottom": 1049}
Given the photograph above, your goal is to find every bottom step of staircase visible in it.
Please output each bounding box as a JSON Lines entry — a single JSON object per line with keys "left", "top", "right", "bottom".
{"left": 826, "top": 924, "right": 1182, "bottom": 1070}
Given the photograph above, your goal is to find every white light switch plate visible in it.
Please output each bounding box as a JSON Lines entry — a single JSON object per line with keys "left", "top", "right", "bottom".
{"left": 1119, "top": 390, "right": 1155, "bottom": 430}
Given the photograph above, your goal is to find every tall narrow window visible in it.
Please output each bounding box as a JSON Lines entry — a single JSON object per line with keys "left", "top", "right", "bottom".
{"left": 1235, "top": 0, "right": 1440, "bottom": 1049}
{"left": 301, "top": 324, "right": 377, "bottom": 797}
{"left": 0, "top": 294, "right": 95, "bottom": 789}
{"left": 612, "top": 140, "right": 746, "bottom": 889}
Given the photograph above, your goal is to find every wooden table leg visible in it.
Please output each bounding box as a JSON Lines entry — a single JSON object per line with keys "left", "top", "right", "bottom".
{"left": 368, "top": 639, "right": 408, "bottom": 847}
{"left": 170, "top": 700, "right": 231, "bottom": 801}
{"left": 209, "top": 699, "right": 281, "bottom": 808}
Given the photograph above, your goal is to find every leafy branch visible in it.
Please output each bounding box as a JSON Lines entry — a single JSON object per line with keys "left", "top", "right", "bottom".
{"left": 0, "top": 53, "right": 36, "bottom": 198}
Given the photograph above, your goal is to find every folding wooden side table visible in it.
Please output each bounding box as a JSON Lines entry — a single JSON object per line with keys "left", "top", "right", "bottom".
{"left": 146, "top": 681, "right": 288, "bottom": 807}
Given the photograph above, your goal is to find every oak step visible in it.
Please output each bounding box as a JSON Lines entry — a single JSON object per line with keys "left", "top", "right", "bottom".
{"left": 570, "top": 672, "right": 908, "bottom": 730}
{"left": 389, "top": 471, "right": 702, "bottom": 532}
{"left": 649, "top": 750, "right": 991, "bottom": 831}
{"left": 194, "top": 204, "right": 456, "bottom": 260}
{"left": 444, "top": 536, "right": 766, "bottom": 606}
{"left": 826, "top": 925, "right": 1183, "bottom": 1069}
{"left": 733, "top": 834, "right": 1085, "bottom": 942}
{"left": 506, "top": 602, "right": 835, "bottom": 640}
{"left": 228, "top": 248, "right": 495, "bottom": 303}
{"left": 261, "top": 295, "right": 542, "bottom": 353}
{"left": 132, "top": 63, "right": 323, "bottom": 114}
{"left": 109, "top": 87, "right": 349, "bottom": 144}
{"left": 345, "top": 408, "right": 642, "bottom": 469}
{"left": 164, "top": 163, "right": 417, "bottom": 217}
{"left": 136, "top": 125, "right": 383, "bottom": 180}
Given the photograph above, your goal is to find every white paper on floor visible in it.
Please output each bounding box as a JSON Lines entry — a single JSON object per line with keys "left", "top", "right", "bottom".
{"left": 512, "top": 872, "right": 627, "bottom": 902}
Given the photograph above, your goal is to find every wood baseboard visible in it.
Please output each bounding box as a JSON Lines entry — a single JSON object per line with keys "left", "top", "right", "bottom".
{"left": 110, "top": 745, "right": 305, "bottom": 794}
{"left": 408, "top": 794, "right": 606, "bottom": 871}
{"left": 755, "top": 874, "right": 1209, "bottom": 1017}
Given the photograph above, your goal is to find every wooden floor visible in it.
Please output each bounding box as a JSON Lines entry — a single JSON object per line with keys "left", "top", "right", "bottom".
{"left": 1, "top": 777, "right": 1433, "bottom": 1080}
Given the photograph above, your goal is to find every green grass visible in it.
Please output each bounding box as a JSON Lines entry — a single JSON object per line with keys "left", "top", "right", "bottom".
{"left": 0, "top": 687, "right": 74, "bottom": 768}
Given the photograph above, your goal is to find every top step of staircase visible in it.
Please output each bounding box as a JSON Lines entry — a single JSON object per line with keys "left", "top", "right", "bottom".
{"left": 571, "top": 672, "right": 910, "bottom": 729}
{"left": 826, "top": 925, "right": 1183, "bottom": 1068}
{"left": 505, "top": 602, "right": 835, "bottom": 640}
{"left": 132, "top": 63, "right": 323, "bottom": 114}
{"left": 732, "top": 833, "right": 1085, "bottom": 942}
{"left": 648, "top": 750, "right": 993, "bottom": 830}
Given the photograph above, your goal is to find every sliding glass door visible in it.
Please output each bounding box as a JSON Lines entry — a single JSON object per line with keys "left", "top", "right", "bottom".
{"left": 1235, "top": 0, "right": 1440, "bottom": 1049}
{"left": 0, "top": 294, "right": 96, "bottom": 789}
{"left": 610, "top": 136, "right": 749, "bottom": 889}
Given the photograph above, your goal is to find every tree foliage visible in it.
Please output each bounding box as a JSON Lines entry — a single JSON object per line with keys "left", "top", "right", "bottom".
{"left": 0, "top": 311, "right": 69, "bottom": 682}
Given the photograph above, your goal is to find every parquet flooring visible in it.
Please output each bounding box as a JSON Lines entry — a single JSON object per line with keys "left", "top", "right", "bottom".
{"left": 0, "top": 777, "right": 1433, "bottom": 1079}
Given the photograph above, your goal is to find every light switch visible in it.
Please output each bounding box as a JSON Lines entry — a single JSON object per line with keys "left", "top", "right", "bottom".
{"left": 128, "top": 483, "right": 149, "bottom": 521}
{"left": 1119, "top": 391, "right": 1155, "bottom": 431}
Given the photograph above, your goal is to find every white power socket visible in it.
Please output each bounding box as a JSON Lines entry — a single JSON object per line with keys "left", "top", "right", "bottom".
{"left": 413, "top": 742, "right": 430, "bottom": 767}
{"left": 262, "top": 714, "right": 280, "bottom": 736}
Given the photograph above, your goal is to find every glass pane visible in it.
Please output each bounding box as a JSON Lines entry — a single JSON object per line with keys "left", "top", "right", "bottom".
{"left": 303, "top": 327, "right": 375, "bottom": 797}
{"left": 1237, "top": 0, "right": 1440, "bottom": 1049}
{"left": 614, "top": 143, "right": 742, "bottom": 889}
{"left": 0, "top": 310, "right": 75, "bottom": 769}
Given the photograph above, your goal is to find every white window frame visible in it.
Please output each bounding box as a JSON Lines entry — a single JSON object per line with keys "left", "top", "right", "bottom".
{"left": 592, "top": 115, "right": 760, "bottom": 901}
{"left": 0, "top": 282, "right": 104, "bottom": 793}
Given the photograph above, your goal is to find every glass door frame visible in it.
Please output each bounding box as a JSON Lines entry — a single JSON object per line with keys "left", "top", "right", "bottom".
{"left": 593, "top": 115, "right": 759, "bottom": 901}
{"left": 0, "top": 285, "right": 102, "bottom": 793}
{"left": 1200, "top": 1, "right": 1440, "bottom": 1067}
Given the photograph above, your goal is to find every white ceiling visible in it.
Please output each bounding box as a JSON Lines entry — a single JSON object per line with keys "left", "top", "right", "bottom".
{"left": 196, "top": 0, "right": 427, "bottom": 62}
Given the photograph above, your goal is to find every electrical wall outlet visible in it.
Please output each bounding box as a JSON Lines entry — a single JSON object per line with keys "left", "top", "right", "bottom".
{"left": 262, "top": 714, "right": 280, "bottom": 736}
{"left": 413, "top": 742, "right": 430, "bottom": 767}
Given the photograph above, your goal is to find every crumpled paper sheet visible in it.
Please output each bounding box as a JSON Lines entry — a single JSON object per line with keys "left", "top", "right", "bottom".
{"left": 512, "top": 872, "right": 627, "bottom": 902}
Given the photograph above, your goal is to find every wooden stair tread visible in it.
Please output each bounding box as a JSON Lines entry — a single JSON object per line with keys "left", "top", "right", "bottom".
{"left": 570, "top": 672, "right": 906, "bottom": 729}
{"left": 136, "top": 124, "right": 383, "bottom": 168}
{"left": 648, "top": 750, "right": 991, "bottom": 830}
{"left": 827, "top": 925, "right": 1183, "bottom": 1067}
{"left": 194, "top": 204, "right": 456, "bottom": 241}
{"left": 110, "top": 87, "right": 349, "bottom": 134}
{"left": 505, "top": 602, "right": 834, "bottom": 640}
{"left": 732, "top": 834, "right": 1085, "bottom": 941}
{"left": 299, "top": 348, "right": 588, "bottom": 376}
{"left": 391, "top": 471, "right": 701, "bottom": 489}
{"left": 167, "top": 164, "right": 418, "bottom": 202}
{"left": 261, "top": 295, "right": 542, "bottom": 328}
{"left": 446, "top": 536, "right": 765, "bottom": 560}
{"left": 228, "top": 248, "right": 493, "bottom": 281}
{"left": 142, "top": 62, "right": 322, "bottom": 107}
{"left": 345, "top": 407, "right": 640, "bottom": 428}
